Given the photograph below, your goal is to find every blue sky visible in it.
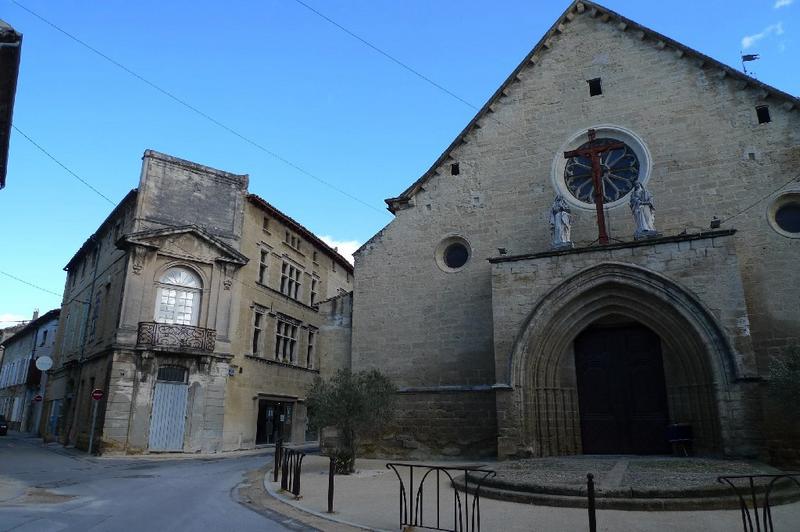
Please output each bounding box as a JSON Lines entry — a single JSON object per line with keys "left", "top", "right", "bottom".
{"left": 1, "top": 0, "right": 797, "bottom": 326}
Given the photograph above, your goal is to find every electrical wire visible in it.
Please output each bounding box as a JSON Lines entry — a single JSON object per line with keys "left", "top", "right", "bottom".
{"left": 0, "top": 269, "right": 63, "bottom": 298}
{"left": 290, "top": 0, "right": 530, "bottom": 140}
{"left": 719, "top": 174, "right": 800, "bottom": 225}
{"left": 9, "top": 0, "right": 388, "bottom": 216}
{"left": 13, "top": 126, "right": 116, "bottom": 205}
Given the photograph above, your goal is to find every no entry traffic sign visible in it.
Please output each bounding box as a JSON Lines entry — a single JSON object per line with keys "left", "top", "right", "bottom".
{"left": 32, "top": 394, "right": 43, "bottom": 402}
{"left": 91, "top": 389, "right": 104, "bottom": 401}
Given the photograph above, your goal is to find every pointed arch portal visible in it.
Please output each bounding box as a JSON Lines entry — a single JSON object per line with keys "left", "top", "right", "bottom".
{"left": 505, "top": 262, "right": 752, "bottom": 457}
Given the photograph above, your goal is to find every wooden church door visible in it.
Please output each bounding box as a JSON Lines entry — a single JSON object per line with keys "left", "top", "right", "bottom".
{"left": 575, "top": 324, "right": 670, "bottom": 454}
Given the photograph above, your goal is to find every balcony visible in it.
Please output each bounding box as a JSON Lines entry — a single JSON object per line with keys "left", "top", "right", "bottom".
{"left": 136, "top": 322, "right": 216, "bottom": 353}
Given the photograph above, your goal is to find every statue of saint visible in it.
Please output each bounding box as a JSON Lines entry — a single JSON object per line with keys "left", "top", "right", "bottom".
{"left": 629, "top": 179, "right": 659, "bottom": 239}
{"left": 549, "top": 195, "right": 574, "bottom": 249}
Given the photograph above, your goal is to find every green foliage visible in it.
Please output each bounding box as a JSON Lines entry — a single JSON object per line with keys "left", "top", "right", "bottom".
{"left": 768, "top": 345, "right": 800, "bottom": 412}
{"left": 307, "top": 369, "right": 397, "bottom": 473}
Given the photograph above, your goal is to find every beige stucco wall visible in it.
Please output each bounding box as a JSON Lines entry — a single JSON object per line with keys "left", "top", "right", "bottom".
{"left": 221, "top": 200, "right": 353, "bottom": 451}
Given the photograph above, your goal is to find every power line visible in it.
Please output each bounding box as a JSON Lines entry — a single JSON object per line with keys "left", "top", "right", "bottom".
{"left": 0, "top": 269, "right": 63, "bottom": 298}
{"left": 290, "top": 0, "right": 529, "bottom": 140}
{"left": 719, "top": 173, "right": 800, "bottom": 225}
{"left": 10, "top": 0, "right": 389, "bottom": 216}
{"left": 13, "top": 125, "right": 116, "bottom": 205}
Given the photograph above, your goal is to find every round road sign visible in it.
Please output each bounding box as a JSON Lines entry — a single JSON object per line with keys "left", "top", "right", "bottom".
{"left": 35, "top": 356, "right": 53, "bottom": 371}
{"left": 91, "top": 389, "right": 104, "bottom": 401}
{"left": 33, "top": 394, "right": 43, "bottom": 402}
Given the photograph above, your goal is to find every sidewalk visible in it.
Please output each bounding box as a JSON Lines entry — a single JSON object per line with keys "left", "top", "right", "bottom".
{"left": 3, "top": 430, "right": 316, "bottom": 461}
{"left": 264, "top": 455, "right": 800, "bottom": 532}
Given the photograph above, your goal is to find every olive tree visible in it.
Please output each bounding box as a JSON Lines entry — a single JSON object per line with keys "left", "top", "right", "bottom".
{"left": 307, "top": 369, "right": 396, "bottom": 474}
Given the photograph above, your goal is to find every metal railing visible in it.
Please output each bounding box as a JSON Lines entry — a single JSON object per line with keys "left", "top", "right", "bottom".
{"left": 136, "top": 321, "right": 216, "bottom": 352}
{"left": 386, "top": 463, "right": 496, "bottom": 532}
{"left": 718, "top": 473, "right": 800, "bottom": 532}
{"left": 274, "top": 442, "right": 305, "bottom": 498}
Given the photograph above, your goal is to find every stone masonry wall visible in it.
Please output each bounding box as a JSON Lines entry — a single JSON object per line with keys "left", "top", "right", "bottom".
{"left": 352, "top": 8, "right": 799, "bottom": 458}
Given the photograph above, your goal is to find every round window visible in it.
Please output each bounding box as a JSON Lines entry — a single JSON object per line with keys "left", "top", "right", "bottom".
{"left": 564, "top": 138, "right": 640, "bottom": 204}
{"left": 768, "top": 192, "right": 800, "bottom": 239}
{"left": 435, "top": 236, "right": 471, "bottom": 272}
{"left": 775, "top": 203, "right": 800, "bottom": 234}
{"left": 552, "top": 125, "right": 652, "bottom": 210}
{"left": 443, "top": 242, "right": 469, "bottom": 269}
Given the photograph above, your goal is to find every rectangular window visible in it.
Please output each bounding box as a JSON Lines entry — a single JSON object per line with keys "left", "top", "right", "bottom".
{"left": 275, "top": 318, "right": 298, "bottom": 363}
{"left": 258, "top": 250, "right": 269, "bottom": 285}
{"left": 262, "top": 217, "right": 270, "bottom": 232}
{"left": 157, "top": 288, "right": 197, "bottom": 325}
{"left": 280, "top": 262, "right": 302, "bottom": 300}
{"left": 756, "top": 105, "right": 771, "bottom": 124}
{"left": 310, "top": 278, "right": 318, "bottom": 306}
{"left": 588, "top": 77, "right": 602, "bottom": 96}
{"left": 306, "top": 329, "right": 316, "bottom": 369}
{"left": 312, "top": 251, "right": 318, "bottom": 263}
{"left": 40, "top": 329, "right": 48, "bottom": 346}
{"left": 252, "top": 310, "right": 263, "bottom": 355}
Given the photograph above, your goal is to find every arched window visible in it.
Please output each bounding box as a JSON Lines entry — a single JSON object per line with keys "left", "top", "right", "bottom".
{"left": 154, "top": 267, "right": 202, "bottom": 326}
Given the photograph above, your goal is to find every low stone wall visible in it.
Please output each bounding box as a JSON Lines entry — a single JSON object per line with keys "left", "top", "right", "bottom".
{"left": 361, "top": 390, "right": 497, "bottom": 459}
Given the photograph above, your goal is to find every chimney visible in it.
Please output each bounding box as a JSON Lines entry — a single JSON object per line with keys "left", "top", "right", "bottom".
{"left": 32, "top": 308, "right": 39, "bottom": 320}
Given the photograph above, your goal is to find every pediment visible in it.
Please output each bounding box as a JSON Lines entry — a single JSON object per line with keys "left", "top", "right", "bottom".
{"left": 120, "top": 225, "right": 248, "bottom": 266}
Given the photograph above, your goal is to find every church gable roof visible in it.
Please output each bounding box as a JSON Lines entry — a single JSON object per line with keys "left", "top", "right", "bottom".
{"left": 385, "top": 0, "right": 799, "bottom": 214}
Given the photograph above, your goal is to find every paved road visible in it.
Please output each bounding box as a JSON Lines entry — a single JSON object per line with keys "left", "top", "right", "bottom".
{"left": 0, "top": 432, "right": 293, "bottom": 531}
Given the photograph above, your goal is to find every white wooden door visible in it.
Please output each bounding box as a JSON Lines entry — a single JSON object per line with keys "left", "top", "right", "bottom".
{"left": 148, "top": 382, "right": 188, "bottom": 451}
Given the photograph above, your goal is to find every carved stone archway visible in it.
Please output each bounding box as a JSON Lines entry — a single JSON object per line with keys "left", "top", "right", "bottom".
{"left": 505, "top": 262, "right": 759, "bottom": 457}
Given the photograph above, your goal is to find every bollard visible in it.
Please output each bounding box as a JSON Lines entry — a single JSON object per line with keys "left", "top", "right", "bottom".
{"left": 273, "top": 439, "right": 283, "bottom": 483}
{"left": 327, "top": 455, "right": 335, "bottom": 513}
{"left": 587, "top": 473, "right": 597, "bottom": 532}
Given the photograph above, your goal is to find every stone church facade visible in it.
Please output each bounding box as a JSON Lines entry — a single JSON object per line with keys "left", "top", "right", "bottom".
{"left": 43, "top": 150, "right": 352, "bottom": 453}
{"left": 348, "top": 1, "right": 800, "bottom": 463}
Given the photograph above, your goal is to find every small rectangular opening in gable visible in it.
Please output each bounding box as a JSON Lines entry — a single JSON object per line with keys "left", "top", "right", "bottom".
{"left": 451, "top": 163, "right": 460, "bottom": 176}
{"left": 587, "top": 78, "right": 602, "bottom": 96}
{"left": 756, "top": 105, "right": 771, "bottom": 124}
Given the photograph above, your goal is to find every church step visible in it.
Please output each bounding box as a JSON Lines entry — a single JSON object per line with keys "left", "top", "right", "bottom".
{"left": 453, "top": 475, "right": 800, "bottom": 511}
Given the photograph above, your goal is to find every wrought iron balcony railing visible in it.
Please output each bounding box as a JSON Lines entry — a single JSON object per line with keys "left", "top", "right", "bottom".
{"left": 136, "top": 322, "right": 216, "bottom": 353}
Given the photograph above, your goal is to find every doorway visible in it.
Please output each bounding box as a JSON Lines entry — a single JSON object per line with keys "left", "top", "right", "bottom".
{"left": 256, "top": 400, "right": 293, "bottom": 445}
{"left": 574, "top": 324, "right": 670, "bottom": 454}
{"left": 148, "top": 366, "right": 189, "bottom": 452}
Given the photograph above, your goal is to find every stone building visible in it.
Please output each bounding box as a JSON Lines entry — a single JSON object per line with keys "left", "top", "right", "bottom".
{"left": 346, "top": 1, "right": 800, "bottom": 463}
{"left": 0, "top": 309, "right": 59, "bottom": 433}
{"left": 0, "top": 19, "right": 22, "bottom": 190}
{"left": 222, "top": 196, "right": 353, "bottom": 450}
{"left": 44, "top": 150, "right": 352, "bottom": 453}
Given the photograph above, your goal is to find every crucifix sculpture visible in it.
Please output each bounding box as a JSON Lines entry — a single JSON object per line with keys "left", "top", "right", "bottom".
{"left": 563, "top": 129, "right": 624, "bottom": 245}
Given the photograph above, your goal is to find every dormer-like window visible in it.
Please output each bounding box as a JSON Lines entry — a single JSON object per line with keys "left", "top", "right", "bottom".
{"left": 155, "top": 267, "right": 202, "bottom": 326}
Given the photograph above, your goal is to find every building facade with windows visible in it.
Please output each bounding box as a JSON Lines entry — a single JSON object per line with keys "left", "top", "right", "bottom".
{"left": 221, "top": 195, "right": 353, "bottom": 450}
{"left": 43, "top": 150, "right": 352, "bottom": 453}
{"left": 0, "top": 309, "right": 59, "bottom": 433}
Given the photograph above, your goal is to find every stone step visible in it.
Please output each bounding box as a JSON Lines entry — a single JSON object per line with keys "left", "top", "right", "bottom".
{"left": 453, "top": 476, "right": 800, "bottom": 511}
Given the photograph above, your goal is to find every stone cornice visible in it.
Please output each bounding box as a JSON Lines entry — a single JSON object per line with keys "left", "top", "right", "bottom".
{"left": 489, "top": 229, "right": 737, "bottom": 264}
